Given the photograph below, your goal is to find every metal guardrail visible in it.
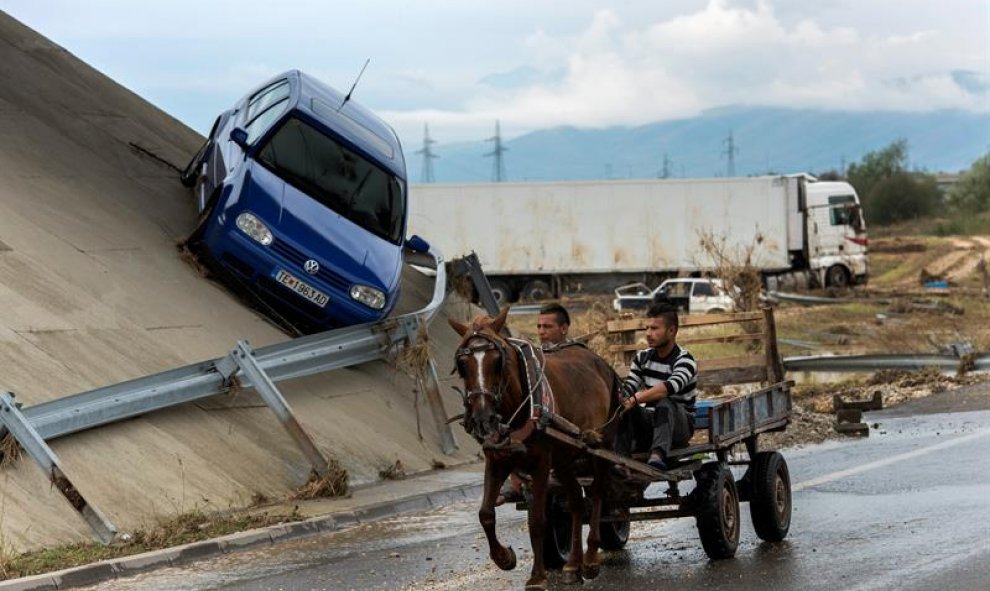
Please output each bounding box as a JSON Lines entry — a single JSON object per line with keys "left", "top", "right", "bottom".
{"left": 0, "top": 248, "right": 451, "bottom": 543}
{"left": 783, "top": 353, "right": 990, "bottom": 373}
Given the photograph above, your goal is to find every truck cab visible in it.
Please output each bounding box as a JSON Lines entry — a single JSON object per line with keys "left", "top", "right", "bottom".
{"left": 612, "top": 278, "right": 735, "bottom": 314}
{"left": 803, "top": 180, "right": 869, "bottom": 288}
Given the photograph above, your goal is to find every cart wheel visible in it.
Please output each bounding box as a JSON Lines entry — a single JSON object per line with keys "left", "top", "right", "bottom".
{"left": 542, "top": 490, "right": 570, "bottom": 569}
{"left": 599, "top": 504, "right": 630, "bottom": 550}
{"left": 749, "top": 451, "right": 792, "bottom": 542}
{"left": 693, "top": 462, "right": 740, "bottom": 560}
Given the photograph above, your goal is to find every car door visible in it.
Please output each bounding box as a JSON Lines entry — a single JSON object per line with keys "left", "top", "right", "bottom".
{"left": 203, "top": 79, "right": 291, "bottom": 205}
{"left": 690, "top": 280, "right": 716, "bottom": 313}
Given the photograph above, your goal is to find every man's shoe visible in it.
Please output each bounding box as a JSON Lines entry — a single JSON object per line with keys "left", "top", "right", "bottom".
{"left": 495, "top": 482, "right": 524, "bottom": 507}
{"left": 647, "top": 453, "right": 668, "bottom": 471}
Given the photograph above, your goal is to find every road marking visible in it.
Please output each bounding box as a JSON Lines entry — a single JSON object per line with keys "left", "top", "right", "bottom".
{"left": 793, "top": 429, "right": 990, "bottom": 491}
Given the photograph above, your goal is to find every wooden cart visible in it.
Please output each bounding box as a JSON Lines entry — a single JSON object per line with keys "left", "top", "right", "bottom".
{"left": 523, "top": 308, "right": 794, "bottom": 566}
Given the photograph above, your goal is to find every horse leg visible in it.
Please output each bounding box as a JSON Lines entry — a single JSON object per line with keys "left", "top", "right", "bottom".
{"left": 555, "top": 462, "right": 585, "bottom": 585}
{"left": 524, "top": 453, "right": 551, "bottom": 591}
{"left": 582, "top": 458, "right": 607, "bottom": 580}
{"left": 480, "top": 458, "right": 516, "bottom": 571}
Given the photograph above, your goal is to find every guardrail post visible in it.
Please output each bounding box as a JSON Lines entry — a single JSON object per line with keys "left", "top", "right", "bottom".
{"left": 460, "top": 252, "right": 501, "bottom": 316}
{"left": 229, "top": 342, "right": 330, "bottom": 477}
{"left": 0, "top": 392, "right": 120, "bottom": 544}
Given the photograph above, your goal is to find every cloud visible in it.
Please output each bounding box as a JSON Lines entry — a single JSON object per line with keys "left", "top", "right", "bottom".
{"left": 385, "top": 0, "right": 987, "bottom": 147}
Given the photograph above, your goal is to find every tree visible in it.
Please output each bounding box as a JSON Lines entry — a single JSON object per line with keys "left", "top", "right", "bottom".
{"left": 948, "top": 153, "right": 990, "bottom": 213}
{"left": 846, "top": 139, "right": 940, "bottom": 225}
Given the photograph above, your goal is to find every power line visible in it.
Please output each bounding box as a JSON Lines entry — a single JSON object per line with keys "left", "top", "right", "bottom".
{"left": 484, "top": 119, "right": 508, "bottom": 182}
{"left": 415, "top": 123, "right": 438, "bottom": 183}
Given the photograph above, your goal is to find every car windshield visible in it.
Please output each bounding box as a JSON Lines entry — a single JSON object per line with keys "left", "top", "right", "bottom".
{"left": 256, "top": 116, "right": 405, "bottom": 243}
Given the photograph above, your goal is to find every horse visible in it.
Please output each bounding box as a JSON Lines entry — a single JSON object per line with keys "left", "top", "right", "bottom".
{"left": 449, "top": 306, "right": 623, "bottom": 590}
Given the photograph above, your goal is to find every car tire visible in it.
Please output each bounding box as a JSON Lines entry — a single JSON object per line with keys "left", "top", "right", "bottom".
{"left": 749, "top": 451, "right": 792, "bottom": 542}
{"left": 599, "top": 503, "right": 631, "bottom": 550}
{"left": 692, "top": 462, "right": 740, "bottom": 560}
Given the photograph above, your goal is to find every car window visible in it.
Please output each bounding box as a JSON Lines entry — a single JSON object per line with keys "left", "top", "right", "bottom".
{"left": 664, "top": 282, "right": 691, "bottom": 298}
{"left": 693, "top": 281, "right": 715, "bottom": 296}
{"left": 246, "top": 98, "right": 289, "bottom": 144}
{"left": 257, "top": 117, "right": 405, "bottom": 243}
{"left": 248, "top": 80, "right": 290, "bottom": 123}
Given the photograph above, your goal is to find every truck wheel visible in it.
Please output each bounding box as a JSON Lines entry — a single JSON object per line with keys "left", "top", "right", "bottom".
{"left": 599, "top": 504, "right": 630, "bottom": 550}
{"left": 488, "top": 280, "right": 513, "bottom": 306}
{"left": 826, "top": 265, "right": 850, "bottom": 289}
{"left": 542, "top": 489, "right": 570, "bottom": 569}
{"left": 520, "top": 280, "right": 551, "bottom": 302}
{"left": 179, "top": 138, "right": 212, "bottom": 188}
{"left": 693, "top": 462, "right": 740, "bottom": 560}
{"left": 749, "top": 451, "right": 791, "bottom": 542}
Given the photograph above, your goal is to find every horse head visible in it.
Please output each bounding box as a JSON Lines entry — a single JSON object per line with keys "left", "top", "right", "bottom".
{"left": 448, "top": 307, "right": 521, "bottom": 444}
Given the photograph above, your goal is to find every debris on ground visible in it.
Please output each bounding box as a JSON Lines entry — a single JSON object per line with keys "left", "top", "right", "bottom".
{"left": 775, "top": 368, "right": 990, "bottom": 447}
{"left": 379, "top": 460, "right": 407, "bottom": 480}
{"left": 292, "top": 457, "right": 350, "bottom": 499}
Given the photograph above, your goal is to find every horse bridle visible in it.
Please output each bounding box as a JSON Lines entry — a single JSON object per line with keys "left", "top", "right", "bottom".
{"left": 454, "top": 331, "right": 510, "bottom": 411}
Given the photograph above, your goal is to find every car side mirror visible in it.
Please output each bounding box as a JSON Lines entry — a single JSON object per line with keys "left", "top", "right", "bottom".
{"left": 229, "top": 127, "right": 250, "bottom": 150}
{"left": 405, "top": 234, "right": 430, "bottom": 253}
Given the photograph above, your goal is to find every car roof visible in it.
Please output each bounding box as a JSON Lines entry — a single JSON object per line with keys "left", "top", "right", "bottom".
{"left": 257, "top": 70, "right": 407, "bottom": 179}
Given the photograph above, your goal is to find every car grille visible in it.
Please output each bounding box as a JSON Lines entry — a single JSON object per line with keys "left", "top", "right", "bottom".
{"left": 270, "top": 239, "right": 350, "bottom": 292}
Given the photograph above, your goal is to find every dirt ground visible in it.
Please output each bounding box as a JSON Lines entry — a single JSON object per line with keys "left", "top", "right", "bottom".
{"left": 506, "top": 234, "right": 990, "bottom": 449}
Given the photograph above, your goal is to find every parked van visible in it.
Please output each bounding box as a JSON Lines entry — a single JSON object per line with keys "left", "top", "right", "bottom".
{"left": 181, "top": 70, "right": 426, "bottom": 333}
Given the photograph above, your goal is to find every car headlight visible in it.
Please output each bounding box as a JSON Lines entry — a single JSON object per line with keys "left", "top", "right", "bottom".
{"left": 350, "top": 284, "right": 386, "bottom": 310}
{"left": 235, "top": 211, "right": 273, "bottom": 246}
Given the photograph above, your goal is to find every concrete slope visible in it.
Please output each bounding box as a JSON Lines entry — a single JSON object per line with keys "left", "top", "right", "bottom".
{"left": 0, "top": 12, "right": 476, "bottom": 552}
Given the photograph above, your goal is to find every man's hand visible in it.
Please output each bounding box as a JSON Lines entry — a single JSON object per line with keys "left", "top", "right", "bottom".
{"left": 621, "top": 393, "right": 639, "bottom": 411}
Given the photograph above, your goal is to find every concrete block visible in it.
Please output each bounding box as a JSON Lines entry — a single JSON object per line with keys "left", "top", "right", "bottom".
{"left": 836, "top": 408, "right": 863, "bottom": 423}
{"left": 0, "top": 573, "right": 57, "bottom": 591}
{"left": 268, "top": 520, "right": 320, "bottom": 543}
{"left": 52, "top": 562, "right": 115, "bottom": 588}
{"left": 111, "top": 547, "right": 177, "bottom": 574}
{"left": 356, "top": 495, "right": 431, "bottom": 522}
{"left": 835, "top": 422, "right": 870, "bottom": 436}
{"left": 170, "top": 540, "right": 223, "bottom": 565}
{"left": 332, "top": 512, "right": 358, "bottom": 529}
{"left": 304, "top": 515, "right": 337, "bottom": 532}
{"left": 426, "top": 489, "right": 460, "bottom": 507}
{"left": 218, "top": 529, "right": 272, "bottom": 552}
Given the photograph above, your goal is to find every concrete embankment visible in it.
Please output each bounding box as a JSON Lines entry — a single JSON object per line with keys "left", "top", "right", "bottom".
{"left": 0, "top": 11, "right": 476, "bottom": 551}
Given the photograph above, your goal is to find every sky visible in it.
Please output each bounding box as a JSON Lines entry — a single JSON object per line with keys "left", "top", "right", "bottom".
{"left": 2, "top": 0, "right": 988, "bottom": 152}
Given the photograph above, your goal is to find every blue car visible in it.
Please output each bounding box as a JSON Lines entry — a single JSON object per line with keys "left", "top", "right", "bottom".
{"left": 180, "top": 70, "right": 426, "bottom": 334}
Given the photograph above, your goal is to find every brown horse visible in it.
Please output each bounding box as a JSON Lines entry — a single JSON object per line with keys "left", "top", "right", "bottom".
{"left": 449, "top": 307, "right": 622, "bottom": 590}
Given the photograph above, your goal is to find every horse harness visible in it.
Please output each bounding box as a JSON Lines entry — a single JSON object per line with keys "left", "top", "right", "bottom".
{"left": 454, "top": 331, "right": 556, "bottom": 447}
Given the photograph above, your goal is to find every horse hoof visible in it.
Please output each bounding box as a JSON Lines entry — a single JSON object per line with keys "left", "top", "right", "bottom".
{"left": 582, "top": 561, "right": 601, "bottom": 580}
{"left": 494, "top": 546, "right": 517, "bottom": 571}
{"left": 561, "top": 566, "right": 583, "bottom": 585}
{"left": 525, "top": 578, "right": 548, "bottom": 591}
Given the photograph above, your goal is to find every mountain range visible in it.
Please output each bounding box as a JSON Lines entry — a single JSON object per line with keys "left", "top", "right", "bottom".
{"left": 408, "top": 106, "right": 989, "bottom": 184}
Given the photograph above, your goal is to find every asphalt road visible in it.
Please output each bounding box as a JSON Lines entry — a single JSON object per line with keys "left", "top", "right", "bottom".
{"left": 81, "top": 385, "right": 990, "bottom": 591}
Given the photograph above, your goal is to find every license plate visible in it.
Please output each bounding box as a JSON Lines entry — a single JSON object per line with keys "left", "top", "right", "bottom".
{"left": 274, "top": 269, "right": 329, "bottom": 308}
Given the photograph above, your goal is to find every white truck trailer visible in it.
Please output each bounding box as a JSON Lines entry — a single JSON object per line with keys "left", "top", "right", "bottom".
{"left": 408, "top": 175, "right": 868, "bottom": 303}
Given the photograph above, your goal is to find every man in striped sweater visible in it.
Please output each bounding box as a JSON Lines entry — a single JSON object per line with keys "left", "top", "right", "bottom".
{"left": 615, "top": 298, "right": 697, "bottom": 471}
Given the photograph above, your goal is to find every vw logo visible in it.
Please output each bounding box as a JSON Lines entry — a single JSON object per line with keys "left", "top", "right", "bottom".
{"left": 303, "top": 259, "right": 320, "bottom": 275}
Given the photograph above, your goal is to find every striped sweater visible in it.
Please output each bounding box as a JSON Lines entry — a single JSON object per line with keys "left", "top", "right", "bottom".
{"left": 622, "top": 344, "right": 698, "bottom": 411}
